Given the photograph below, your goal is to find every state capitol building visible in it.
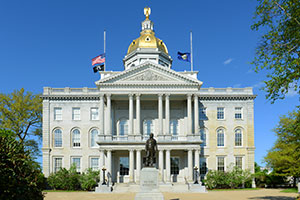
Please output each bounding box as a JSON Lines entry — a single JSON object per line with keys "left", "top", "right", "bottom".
{"left": 42, "top": 7, "right": 256, "bottom": 189}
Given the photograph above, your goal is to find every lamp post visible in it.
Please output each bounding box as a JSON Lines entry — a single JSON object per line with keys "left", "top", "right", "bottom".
{"left": 194, "top": 166, "right": 199, "bottom": 184}
{"left": 102, "top": 166, "right": 107, "bottom": 185}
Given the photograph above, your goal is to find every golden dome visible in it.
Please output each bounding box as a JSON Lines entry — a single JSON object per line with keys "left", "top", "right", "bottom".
{"left": 127, "top": 7, "right": 168, "bottom": 55}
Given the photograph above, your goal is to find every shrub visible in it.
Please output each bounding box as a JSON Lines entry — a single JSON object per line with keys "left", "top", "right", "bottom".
{"left": 205, "top": 165, "right": 253, "bottom": 189}
{"left": 47, "top": 165, "right": 100, "bottom": 191}
{"left": 79, "top": 168, "right": 100, "bottom": 191}
{"left": 0, "top": 129, "right": 46, "bottom": 200}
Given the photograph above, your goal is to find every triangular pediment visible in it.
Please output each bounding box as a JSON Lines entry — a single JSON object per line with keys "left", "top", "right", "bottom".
{"left": 96, "top": 61, "right": 202, "bottom": 86}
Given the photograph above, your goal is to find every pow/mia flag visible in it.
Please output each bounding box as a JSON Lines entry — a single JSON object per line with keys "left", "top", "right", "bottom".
{"left": 93, "top": 64, "right": 104, "bottom": 73}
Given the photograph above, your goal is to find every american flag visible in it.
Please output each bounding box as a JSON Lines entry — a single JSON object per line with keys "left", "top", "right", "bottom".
{"left": 92, "top": 53, "right": 105, "bottom": 66}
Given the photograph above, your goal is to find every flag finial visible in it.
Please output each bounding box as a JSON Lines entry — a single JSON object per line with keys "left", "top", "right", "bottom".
{"left": 144, "top": 7, "right": 151, "bottom": 20}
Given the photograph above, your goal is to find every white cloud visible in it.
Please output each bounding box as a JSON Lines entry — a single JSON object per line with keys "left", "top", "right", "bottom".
{"left": 286, "top": 82, "right": 298, "bottom": 97}
{"left": 223, "top": 58, "right": 233, "bottom": 65}
{"left": 252, "top": 81, "right": 264, "bottom": 88}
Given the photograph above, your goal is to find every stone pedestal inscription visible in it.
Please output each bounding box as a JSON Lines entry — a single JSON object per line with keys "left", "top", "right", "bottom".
{"left": 135, "top": 167, "right": 164, "bottom": 200}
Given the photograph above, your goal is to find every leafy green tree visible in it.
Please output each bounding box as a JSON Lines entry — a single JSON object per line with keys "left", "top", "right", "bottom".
{"left": 0, "top": 129, "right": 45, "bottom": 200}
{"left": 264, "top": 110, "right": 300, "bottom": 187}
{"left": 251, "top": 0, "right": 300, "bottom": 103}
{"left": 0, "top": 88, "right": 42, "bottom": 157}
{"left": 79, "top": 168, "right": 100, "bottom": 191}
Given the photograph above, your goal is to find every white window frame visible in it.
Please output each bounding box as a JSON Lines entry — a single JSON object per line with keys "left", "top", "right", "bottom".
{"left": 217, "top": 128, "right": 225, "bottom": 147}
{"left": 118, "top": 119, "right": 128, "bottom": 136}
{"left": 217, "top": 107, "right": 225, "bottom": 120}
{"left": 90, "top": 107, "right": 99, "bottom": 120}
{"left": 90, "top": 128, "right": 99, "bottom": 148}
{"left": 90, "top": 157, "right": 99, "bottom": 171}
{"left": 235, "top": 128, "right": 243, "bottom": 147}
{"left": 72, "top": 107, "right": 81, "bottom": 121}
{"left": 54, "top": 107, "right": 62, "bottom": 121}
{"left": 53, "top": 128, "right": 63, "bottom": 148}
{"left": 72, "top": 129, "right": 81, "bottom": 148}
{"left": 217, "top": 156, "right": 225, "bottom": 172}
{"left": 235, "top": 156, "right": 243, "bottom": 169}
{"left": 235, "top": 107, "right": 243, "bottom": 120}
{"left": 53, "top": 157, "right": 63, "bottom": 173}
{"left": 143, "top": 118, "right": 154, "bottom": 136}
{"left": 71, "top": 157, "right": 81, "bottom": 173}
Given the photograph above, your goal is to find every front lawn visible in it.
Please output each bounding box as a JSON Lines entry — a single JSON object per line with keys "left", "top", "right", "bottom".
{"left": 280, "top": 188, "right": 298, "bottom": 193}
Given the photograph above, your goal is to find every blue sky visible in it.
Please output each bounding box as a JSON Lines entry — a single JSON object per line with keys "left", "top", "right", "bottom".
{"left": 0, "top": 0, "right": 298, "bottom": 167}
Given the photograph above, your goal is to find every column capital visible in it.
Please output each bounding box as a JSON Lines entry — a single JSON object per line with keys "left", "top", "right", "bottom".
{"left": 193, "top": 94, "right": 199, "bottom": 99}
{"left": 129, "top": 149, "right": 135, "bottom": 152}
{"left": 187, "top": 94, "right": 193, "bottom": 98}
{"left": 128, "top": 93, "right": 134, "bottom": 98}
{"left": 165, "top": 93, "right": 170, "bottom": 98}
{"left": 106, "top": 93, "right": 111, "bottom": 98}
{"left": 99, "top": 94, "right": 105, "bottom": 98}
{"left": 158, "top": 93, "right": 164, "bottom": 98}
{"left": 135, "top": 93, "right": 141, "bottom": 98}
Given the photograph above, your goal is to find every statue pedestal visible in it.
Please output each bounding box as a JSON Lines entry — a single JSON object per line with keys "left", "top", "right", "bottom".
{"left": 135, "top": 167, "right": 164, "bottom": 200}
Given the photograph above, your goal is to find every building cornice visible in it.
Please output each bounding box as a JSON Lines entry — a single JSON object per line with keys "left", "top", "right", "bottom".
{"left": 199, "top": 94, "right": 257, "bottom": 101}
{"left": 41, "top": 95, "right": 100, "bottom": 101}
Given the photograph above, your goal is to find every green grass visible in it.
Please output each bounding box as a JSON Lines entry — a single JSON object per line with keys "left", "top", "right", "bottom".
{"left": 208, "top": 188, "right": 261, "bottom": 191}
{"left": 280, "top": 188, "right": 298, "bottom": 193}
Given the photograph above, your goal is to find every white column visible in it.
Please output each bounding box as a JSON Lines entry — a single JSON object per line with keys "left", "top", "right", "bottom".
{"left": 194, "top": 149, "right": 199, "bottom": 183}
{"left": 159, "top": 150, "right": 164, "bottom": 182}
{"left": 129, "top": 94, "right": 134, "bottom": 135}
{"left": 188, "top": 149, "right": 193, "bottom": 182}
{"left": 166, "top": 149, "right": 171, "bottom": 183}
{"left": 129, "top": 149, "right": 134, "bottom": 182}
{"left": 106, "top": 94, "right": 111, "bottom": 135}
{"left": 99, "top": 150, "right": 105, "bottom": 183}
{"left": 194, "top": 95, "right": 199, "bottom": 134}
{"left": 136, "top": 94, "right": 141, "bottom": 135}
{"left": 99, "top": 94, "right": 105, "bottom": 135}
{"left": 136, "top": 150, "right": 141, "bottom": 183}
{"left": 187, "top": 94, "right": 192, "bottom": 134}
{"left": 107, "top": 150, "right": 112, "bottom": 175}
{"left": 158, "top": 94, "right": 163, "bottom": 135}
{"left": 165, "top": 94, "right": 170, "bottom": 135}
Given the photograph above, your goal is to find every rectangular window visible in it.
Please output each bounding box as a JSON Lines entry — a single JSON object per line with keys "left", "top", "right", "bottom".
{"left": 54, "top": 107, "right": 62, "bottom": 121}
{"left": 72, "top": 108, "right": 80, "bottom": 120}
{"left": 200, "top": 157, "right": 207, "bottom": 175}
{"left": 217, "top": 156, "right": 225, "bottom": 172}
{"left": 171, "top": 157, "right": 180, "bottom": 175}
{"left": 235, "top": 156, "right": 243, "bottom": 169}
{"left": 200, "top": 128, "right": 206, "bottom": 146}
{"left": 90, "top": 107, "right": 99, "bottom": 120}
{"left": 235, "top": 107, "right": 242, "bottom": 119}
{"left": 119, "top": 157, "right": 129, "bottom": 175}
{"left": 217, "top": 107, "right": 224, "bottom": 120}
{"left": 71, "top": 157, "right": 81, "bottom": 173}
{"left": 199, "top": 107, "right": 206, "bottom": 120}
{"left": 90, "top": 158, "right": 99, "bottom": 171}
{"left": 54, "top": 157, "right": 62, "bottom": 173}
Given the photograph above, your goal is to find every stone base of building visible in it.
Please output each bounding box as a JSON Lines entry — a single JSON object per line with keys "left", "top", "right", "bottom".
{"left": 188, "top": 183, "right": 207, "bottom": 193}
{"left": 95, "top": 183, "right": 112, "bottom": 193}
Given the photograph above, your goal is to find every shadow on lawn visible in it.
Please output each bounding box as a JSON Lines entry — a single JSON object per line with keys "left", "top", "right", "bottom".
{"left": 248, "top": 196, "right": 295, "bottom": 200}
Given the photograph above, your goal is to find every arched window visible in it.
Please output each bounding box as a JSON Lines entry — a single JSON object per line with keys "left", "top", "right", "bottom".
{"left": 235, "top": 128, "right": 242, "bottom": 146}
{"left": 217, "top": 128, "right": 224, "bottom": 147}
{"left": 200, "top": 128, "right": 206, "bottom": 146}
{"left": 72, "top": 129, "right": 81, "bottom": 147}
{"left": 54, "top": 129, "right": 62, "bottom": 147}
{"left": 170, "top": 119, "right": 179, "bottom": 136}
{"left": 143, "top": 119, "right": 153, "bottom": 135}
{"left": 119, "top": 119, "right": 128, "bottom": 136}
{"left": 90, "top": 129, "right": 98, "bottom": 147}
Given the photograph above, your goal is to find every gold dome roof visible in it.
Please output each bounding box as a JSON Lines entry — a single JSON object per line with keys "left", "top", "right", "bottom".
{"left": 127, "top": 7, "right": 168, "bottom": 55}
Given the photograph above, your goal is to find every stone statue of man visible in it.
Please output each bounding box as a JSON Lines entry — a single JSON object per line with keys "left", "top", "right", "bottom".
{"left": 145, "top": 133, "right": 157, "bottom": 167}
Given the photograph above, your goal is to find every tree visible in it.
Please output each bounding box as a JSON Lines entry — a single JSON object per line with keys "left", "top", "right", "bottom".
{"left": 0, "top": 129, "right": 45, "bottom": 200}
{"left": 0, "top": 88, "right": 42, "bottom": 157}
{"left": 251, "top": 0, "right": 300, "bottom": 103}
{"left": 264, "top": 109, "right": 300, "bottom": 187}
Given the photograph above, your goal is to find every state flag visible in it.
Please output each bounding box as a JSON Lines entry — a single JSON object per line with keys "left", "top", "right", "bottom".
{"left": 177, "top": 52, "right": 191, "bottom": 62}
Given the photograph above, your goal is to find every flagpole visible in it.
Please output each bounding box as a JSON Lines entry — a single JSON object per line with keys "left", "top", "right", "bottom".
{"left": 190, "top": 30, "right": 193, "bottom": 72}
{"left": 104, "top": 29, "right": 106, "bottom": 71}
